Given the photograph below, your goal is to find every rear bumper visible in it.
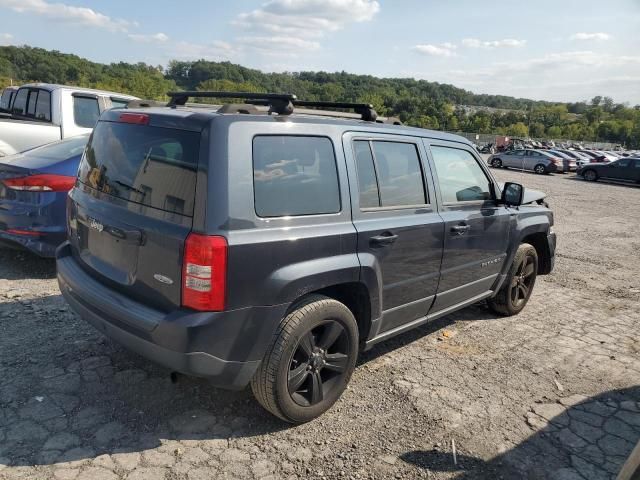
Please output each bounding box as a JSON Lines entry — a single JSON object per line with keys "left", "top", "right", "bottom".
{"left": 0, "top": 229, "right": 65, "bottom": 257}
{"left": 0, "top": 194, "right": 67, "bottom": 257}
{"left": 56, "top": 242, "right": 287, "bottom": 389}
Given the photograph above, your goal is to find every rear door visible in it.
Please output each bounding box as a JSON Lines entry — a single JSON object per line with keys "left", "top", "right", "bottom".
{"left": 505, "top": 150, "right": 526, "bottom": 168}
{"left": 68, "top": 113, "right": 205, "bottom": 312}
{"left": 344, "top": 133, "right": 444, "bottom": 335}
{"left": 425, "top": 141, "right": 511, "bottom": 312}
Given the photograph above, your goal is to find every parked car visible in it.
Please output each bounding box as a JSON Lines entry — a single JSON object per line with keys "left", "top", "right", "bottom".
{"left": 580, "top": 150, "right": 610, "bottom": 163}
{"left": 578, "top": 157, "right": 640, "bottom": 183}
{"left": 0, "top": 83, "right": 137, "bottom": 157}
{"left": 0, "top": 135, "right": 89, "bottom": 256}
{"left": 56, "top": 92, "right": 556, "bottom": 423}
{"left": 487, "top": 148, "right": 561, "bottom": 174}
{"left": 547, "top": 149, "right": 578, "bottom": 172}
{"left": 557, "top": 149, "right": 592, "bottom": 168}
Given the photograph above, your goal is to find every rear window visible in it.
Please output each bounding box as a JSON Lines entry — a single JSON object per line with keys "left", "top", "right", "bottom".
{"left": 73, "top": 96, "right": 100, "bottom": 128}
{"left": 253, "top": 136, "right": 340, "bottom": 217}
{"left": 78, "top": 121, "right": 200, "bottom": 216}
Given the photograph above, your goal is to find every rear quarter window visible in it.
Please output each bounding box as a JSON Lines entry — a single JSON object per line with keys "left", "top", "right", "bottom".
{"left": 253, "top": 136, "right": 340, "bottom": 217}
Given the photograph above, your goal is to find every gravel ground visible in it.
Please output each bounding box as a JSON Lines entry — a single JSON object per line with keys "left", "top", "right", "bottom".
{"left": 1, "top": 167, "right": 639, "bottom": 480}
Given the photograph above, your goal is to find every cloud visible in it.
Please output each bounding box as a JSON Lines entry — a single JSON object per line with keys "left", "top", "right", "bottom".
{"left": 570, "top": 32, "right": 611, "bottom": 41}
{"left": 237, "top": 36, "right": 320, "bottom": 56}
{"left": 406, "top": 50, "right": 640, "bottom": 104}
{"left": 413, "top": 43, "right": 457, "bottom": 57}
{"left": 128, "top": 32, "right": 169, "bottom": 43}
{"left": 235, "top": 0, "right": 380, "bottom": 38}
{"left": 0, "top": 33, "right": 12, "bottom": 45}
{"left": 0, "top": 0, "right": 133, "bottom": 32}
{"left": 233, "top": 0, "right": 379, "bottom": 55}
{"left": 462, "top": 38, "right": 526, "bottom": 48}
{"left": 168, "top": 40, "right": 237, "bottom": 61}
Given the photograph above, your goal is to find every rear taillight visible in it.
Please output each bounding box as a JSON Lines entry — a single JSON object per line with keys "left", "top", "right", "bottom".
{"left": 2, "top": 174, "right": 75, "bottom": 192}
{"left": 182, "top": 233, "right": 227, "bottom": 311}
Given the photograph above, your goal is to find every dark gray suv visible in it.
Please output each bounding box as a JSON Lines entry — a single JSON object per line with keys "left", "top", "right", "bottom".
{"left": 56, "top": 92, "right": 556, "bottom": 423}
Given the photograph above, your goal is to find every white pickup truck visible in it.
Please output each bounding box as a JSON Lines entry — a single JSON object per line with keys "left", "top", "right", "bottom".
{"left": 0, "top": 83, "right": 138, "bottom": 157}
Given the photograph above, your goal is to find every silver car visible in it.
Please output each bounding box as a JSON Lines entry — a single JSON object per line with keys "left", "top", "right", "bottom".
{"left": 488, "top": 149, "right": 561, "bottom": 174}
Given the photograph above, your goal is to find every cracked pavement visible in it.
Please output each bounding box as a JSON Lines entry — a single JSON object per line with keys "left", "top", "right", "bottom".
{"left": 0, "top": 168, "right": 639, "bottom": 479}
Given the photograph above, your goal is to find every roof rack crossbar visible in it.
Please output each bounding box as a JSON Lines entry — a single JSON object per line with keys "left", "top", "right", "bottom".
{"left": 294, "top": 100, "right": 378, "bottom": 122}
{"left": 167, "top": 91, "right": 296, "bottom": 115}
{"left": 165, "top": 91, "right": 394, "bottom": 123}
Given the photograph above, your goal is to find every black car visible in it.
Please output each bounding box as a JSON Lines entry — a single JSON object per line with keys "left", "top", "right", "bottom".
{"left": 578, "top": 157, "right": 640, "bottom": 183}
{"left": 56, "top": 91, "right": 556, "bottom": 423}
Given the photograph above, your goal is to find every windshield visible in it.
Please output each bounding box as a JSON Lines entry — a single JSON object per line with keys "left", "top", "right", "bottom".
{"left": 78, "top": 121, "right": 200, "bottom": 216}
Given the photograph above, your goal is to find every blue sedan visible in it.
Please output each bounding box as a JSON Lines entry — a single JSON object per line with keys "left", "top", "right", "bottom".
{"left": 0, "top": 135, "right": 88, "bottom": 257}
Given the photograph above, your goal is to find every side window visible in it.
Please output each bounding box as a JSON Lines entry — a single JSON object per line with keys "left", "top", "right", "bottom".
{"left": 34, "top": 90, "right": 51, "bottom": 121}
{"left": 26, "top": 90, "right": 38, "bottom": 116}
{"left": 73, "top": 96, "right": 100, "bottom": 128}
{"left": 11, "top": 88, "right": 28, "bottom": 115}
{"left": 371, "top": 141, "right": 426, "bottom": 207}
{"left": 253, "top": 136, "right": 340, "bottom": 217}
{"left": 430, "top": 146, "right": 492, "bottom": 203}
{"left": 353, "top": 141, "right": 380, "bottom": 208}
{"left": 0, "top": 90, "right": 11, "bottom": 111}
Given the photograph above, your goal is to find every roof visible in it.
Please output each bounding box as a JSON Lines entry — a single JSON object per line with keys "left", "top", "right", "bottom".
{"left": 19, "top": 83, "right": 139, "bottom": 99}
{"left": 119, "top": 104, "right": 473, "bottom": 146}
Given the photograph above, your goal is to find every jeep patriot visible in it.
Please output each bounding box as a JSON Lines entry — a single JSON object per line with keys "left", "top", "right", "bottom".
{"left": 56, "top": 92, "right": 556, "bottom": 423}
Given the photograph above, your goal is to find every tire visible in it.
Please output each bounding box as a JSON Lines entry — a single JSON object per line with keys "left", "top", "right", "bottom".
{"left": 491, "top": 158, "right": 502, "bottom": 168}
{"left": 583, "top": 169, "right": 598, "bottom": 182}
{"left": 251, "top": 295, "right": 359, "bottom": 423}
{"left": 488, "top": 243, "right": 538, "bottom": 316}
{"left": 534, "top": 164, "right": 547, "bottom": 175}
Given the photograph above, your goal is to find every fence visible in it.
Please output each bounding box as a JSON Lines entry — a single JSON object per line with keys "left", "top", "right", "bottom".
{"left": 447, "top": 132, "right": 618, "bottom": 150}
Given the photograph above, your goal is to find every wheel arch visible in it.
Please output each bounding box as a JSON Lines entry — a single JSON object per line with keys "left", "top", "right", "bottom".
{"left": 287, "top": 282, "right": 374, "bottom": 347}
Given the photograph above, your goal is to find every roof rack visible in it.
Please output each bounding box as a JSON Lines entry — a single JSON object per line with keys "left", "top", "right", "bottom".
{"left": 167, "top": 91, "right": 296, "bottom": 115}
{"left": 165, "top": 91, "right": 401, "bottom": 124}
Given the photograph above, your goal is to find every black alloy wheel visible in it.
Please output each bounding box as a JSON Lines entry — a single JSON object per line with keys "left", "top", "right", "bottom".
{"left": 288, "top": 320, "right": 350, "bottom": 407}
{"left": 509, "top": 254, "right": 536, "bottom": 309}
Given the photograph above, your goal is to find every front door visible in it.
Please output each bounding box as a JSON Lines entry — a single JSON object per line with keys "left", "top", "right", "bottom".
{"left": 344, "top": 133, "right": 444, "bottom": 336}
{"left": 425, "top": 141, "right": 512, "bottom": 312}
{"left": 605, "top": 158, "right": 635, "bottom": 181}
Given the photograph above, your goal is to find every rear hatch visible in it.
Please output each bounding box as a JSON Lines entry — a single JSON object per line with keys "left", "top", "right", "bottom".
{"left": 68, "top": 111, "right": 206, "bottom": 312}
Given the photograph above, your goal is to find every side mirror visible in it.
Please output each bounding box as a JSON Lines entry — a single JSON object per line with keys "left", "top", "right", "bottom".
{"left": 502, "top": 182, "right": 524, "bottom": 207}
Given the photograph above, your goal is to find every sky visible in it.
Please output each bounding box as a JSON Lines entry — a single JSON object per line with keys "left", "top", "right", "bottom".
{"left": 0, "top": 0, "right": 638, "bottom": 104}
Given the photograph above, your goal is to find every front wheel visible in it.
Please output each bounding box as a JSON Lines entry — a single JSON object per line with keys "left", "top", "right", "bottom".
{"left": 534, "top": 164, "right": 547, "bottom": 175}
{"left": 583, "top": 169, "right": 598, "bottom": 182}
{"left": 491, "top": 158, "right": 503, "bottom": 168}
{"left": 251, "top": 295, "right": 359, "bottom": 423}
{"left": 488, "top": 243, "right": 538, "bottom": 316}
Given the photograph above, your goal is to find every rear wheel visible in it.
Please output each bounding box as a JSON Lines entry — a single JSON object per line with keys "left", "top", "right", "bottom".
{"left": 488, "top": 243, "right": 538, "bottom": 316}
{"left": 583, "top": 169, "right": 598, "bottom": 182}
{"left": 491, "top": 158, "right": 503, "bottom": 168}
{"left": 251, "top": 295, "right": 359, "bottom": 423}
{"left": 534, "top": 164, "right": 547, "bottom": 175}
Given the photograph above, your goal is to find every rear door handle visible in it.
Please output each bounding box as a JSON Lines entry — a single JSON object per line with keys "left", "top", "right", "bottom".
{"left": 450, "top": 224, "right": 471, "bottom": 235}
{"left": 370, "top": 232, "right": 398, "bottom": 247}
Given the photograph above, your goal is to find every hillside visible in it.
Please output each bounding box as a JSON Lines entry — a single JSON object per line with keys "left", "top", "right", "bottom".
{"left": 0, "top": 45, "right": 638, "bottom": 146}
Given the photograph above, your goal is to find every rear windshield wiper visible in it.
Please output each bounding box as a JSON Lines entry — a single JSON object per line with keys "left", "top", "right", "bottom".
{"left": 114, "top": 180, "right": 146, "bottom": 198}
